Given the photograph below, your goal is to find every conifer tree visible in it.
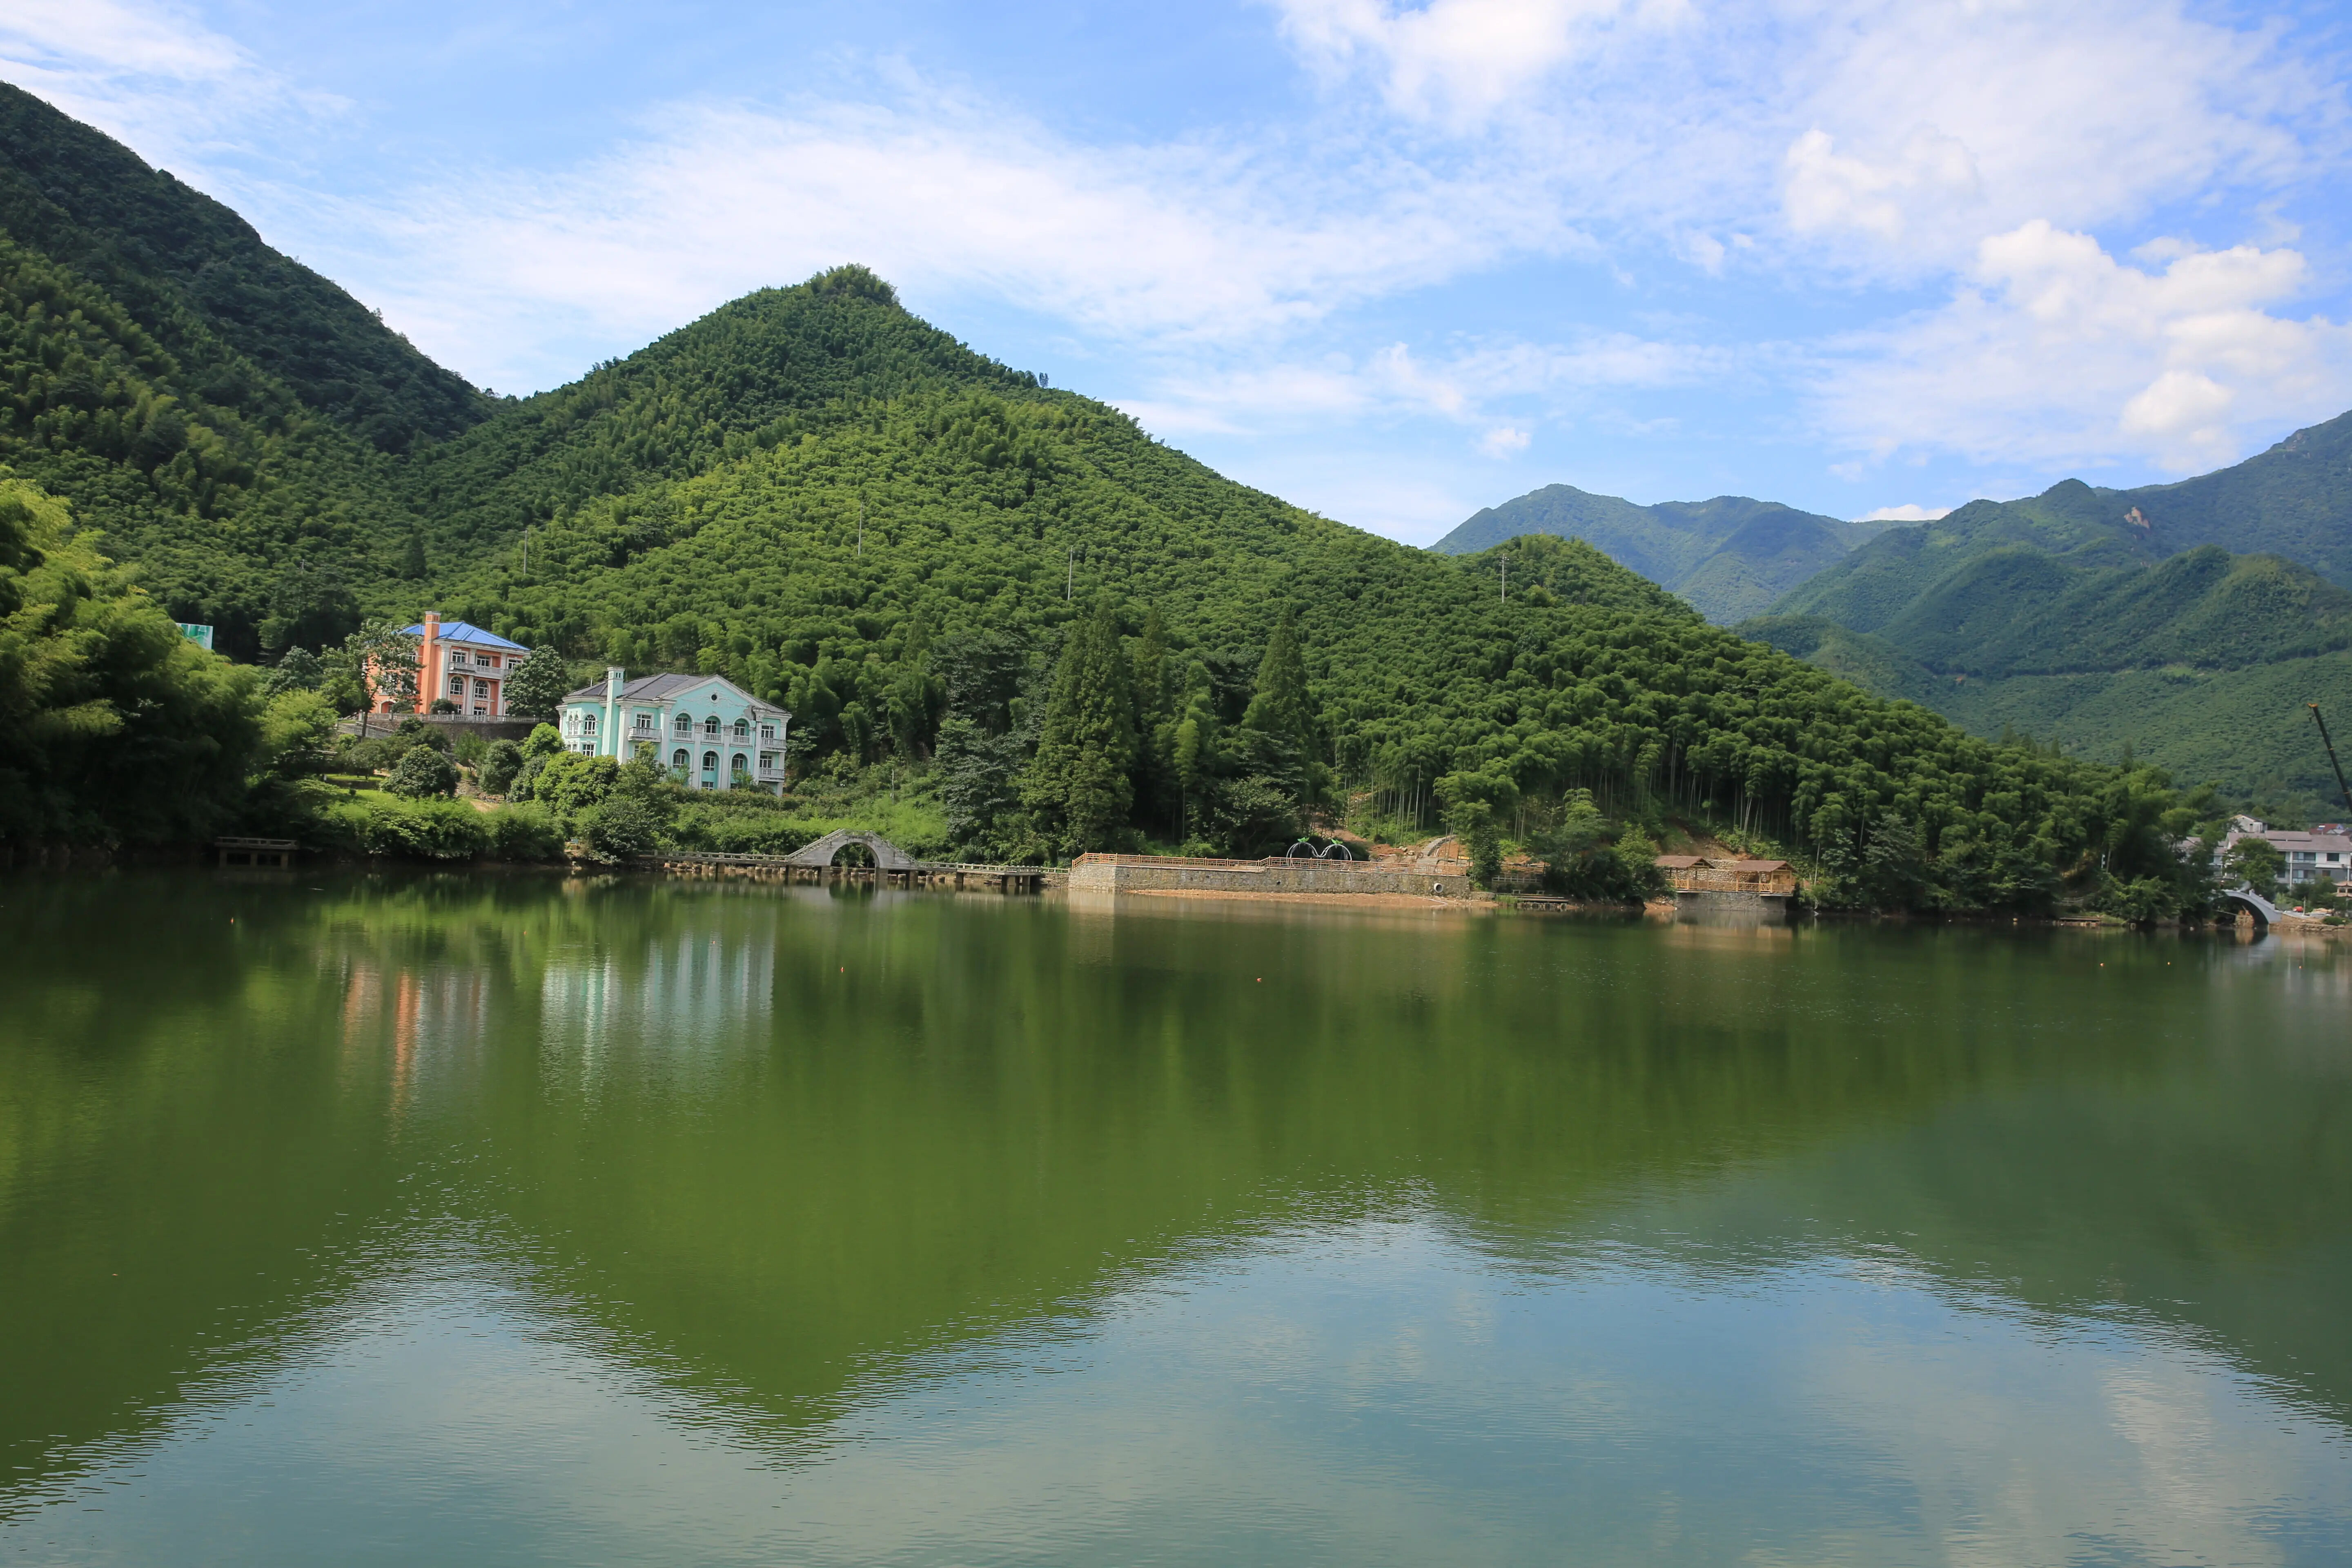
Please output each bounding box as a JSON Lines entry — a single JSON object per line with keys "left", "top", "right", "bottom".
{"left": 1023, "top": 597, "right": 1137, "bottom": 855}
{"left": 1243, "top": 605, "right": 1319, "bottom": 802}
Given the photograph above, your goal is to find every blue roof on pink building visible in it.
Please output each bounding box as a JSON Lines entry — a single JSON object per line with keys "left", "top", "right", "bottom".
{"left": 403, "top": 620, "right": 529, "bottom": 652}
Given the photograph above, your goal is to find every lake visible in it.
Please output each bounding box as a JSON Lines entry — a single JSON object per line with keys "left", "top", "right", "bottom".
{"left": 2, "top": 872, "right": 2348, "bottom": 1566}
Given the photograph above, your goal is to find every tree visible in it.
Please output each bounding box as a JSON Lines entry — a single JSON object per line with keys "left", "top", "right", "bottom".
{"left": 341, "top": 619, "right": 419, "bottom": 713}
{"left": 1023, "top": 598, "right": 1137, "bottom": 855}
{"left": 1242, "top": 605, "right": 1319, "bottom": 800}
{"left": 477, "top": 739, "right": 525, "bottom": 796}
{"left": 259, "top": 646, "right": 323, "bottom": 697}
{"left": 505, "top": 646, "right": 572, "bottom": 719}
{"left": 2229, "top": 835, "right": 2286, "bottom": 890}
{"left": 386, "top": 746, "right": 459, "bottom": 798}
{"left": 400, "top": 530, "right": 428, "bottom": 579}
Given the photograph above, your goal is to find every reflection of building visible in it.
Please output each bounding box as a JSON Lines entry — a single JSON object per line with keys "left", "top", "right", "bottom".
{"left": 557, "top": 667, "right": 791, "bottom": 793}
{"left": 540, "top": 929, "right": 775, "bottom": 1068}
{"left": 369, "top": 612, "right": 530, "bottom": 717}
{"left": 339, "top": 956, "right": 492, "bottom": 1112}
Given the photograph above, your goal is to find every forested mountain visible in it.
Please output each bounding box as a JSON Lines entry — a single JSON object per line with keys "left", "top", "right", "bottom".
{"left": 1756, "top": 469, "right": 2352, "bottom": 810}
{"left": 0, "top": 84, "right": 2255, "bottom": 913}
{"left": 0, "top": 82, "right": 486, "bottom": 659}
{"left": 1432, "top": 484, "right": 1884, "bottom": 623}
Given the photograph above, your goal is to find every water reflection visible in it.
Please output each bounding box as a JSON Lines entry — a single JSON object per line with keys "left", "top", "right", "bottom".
{"left": 2, "top": 872, "right": 2348, "bottom": 1565}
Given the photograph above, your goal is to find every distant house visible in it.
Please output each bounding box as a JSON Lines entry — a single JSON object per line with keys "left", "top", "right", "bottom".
{"left": 370, "top": 612, "right": 529, "bottom": 717}
{"left": 557, "top": 668, "right": 793, "bottom": 793}
{"left": 2208, "top": 816, "right": 2349, "bottom": 888}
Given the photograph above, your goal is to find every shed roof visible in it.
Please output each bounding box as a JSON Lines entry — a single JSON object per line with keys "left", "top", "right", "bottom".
{"left": 1729, "top": 859, "right": 1792, "bottom": 873}
{"left": 1656, "top": 855, "right": 1713, "bottom": 869}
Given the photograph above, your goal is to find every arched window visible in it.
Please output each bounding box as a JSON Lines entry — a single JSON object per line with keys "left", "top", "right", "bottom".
{"left": 701, "top": 751, "right": 718, "bottom": 773}
{"left": 581, "top": 713, "right": 597, "bottom": 735}
{"left": 703, "top": 714, "right": 720, "bottom": 736}
{"left": 730, "top": 753, "right": 749, "bottom": 780}
{"left": 673, "top": 713, "right": 691, "bottom": 736}
{"left": 732, "top": 718, "right": 750, "bottom": 740}
{"left": 672, "top": 748, "right": 689, "bottom": 770}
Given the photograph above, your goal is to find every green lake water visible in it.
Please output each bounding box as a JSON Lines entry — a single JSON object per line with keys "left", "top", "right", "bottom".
{"left": 2, "top": 872, "right": 2349, "bottom": 1566}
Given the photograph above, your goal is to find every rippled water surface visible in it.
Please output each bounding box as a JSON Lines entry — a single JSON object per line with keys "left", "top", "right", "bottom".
{"left": 2, "top": 872, "right": 2349, "bottom": 1566}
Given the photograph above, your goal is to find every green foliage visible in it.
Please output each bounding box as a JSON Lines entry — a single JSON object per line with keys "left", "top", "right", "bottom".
{"left": 504, "top": 645, "right": 570, "bottom": 717}
{"left": 485, "top": 802, "right": 563, "bottom": 860}
{"left": 2230, "top": 835, "right": 2286, "bottom": 888}
{"left": 385, "top": 745, "right": 458, "bottom": 798}
{"left": 582, "top": 792, "right": 664, "bottom": 860}
{"left": 1531, "top": 791, "right": 1665, "bottom": 901}
{"left": 0, "top": 470, "right": 261, "bottom": 844}
{"left": 1022, "top": 598, "right": 1137, "bottom": 855}
{"left": 322, "top": 795, "right": 488, "bottom": 860}
{"left": 477, "top": 739, "right": 525, "bottom": 795}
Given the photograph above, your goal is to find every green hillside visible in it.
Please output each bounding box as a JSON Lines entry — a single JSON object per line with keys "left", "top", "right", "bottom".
{"left": 0, "top": 83, "right": 488, "bottom": 658}
{"left": 1756, "top": 475, "right": 2352, "bottom": 808}
{"left": 1433, "top": 484, "right": 1884, "bottom": 623}
{"left": 1, "top": 84, "right": 2256, "bottom": 913}
{"left": 2118, "top": 409, "right": 2352, "bottom": 588}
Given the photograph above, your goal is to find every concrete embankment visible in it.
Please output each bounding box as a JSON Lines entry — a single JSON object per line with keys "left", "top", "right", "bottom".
{"left": 1068, "top": 853, "right": 1474, "bottom": 899}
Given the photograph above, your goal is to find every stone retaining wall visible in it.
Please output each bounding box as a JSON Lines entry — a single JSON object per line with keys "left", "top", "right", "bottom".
{"left": 1069, "top": 853, "right": 1473, "bottom": 898}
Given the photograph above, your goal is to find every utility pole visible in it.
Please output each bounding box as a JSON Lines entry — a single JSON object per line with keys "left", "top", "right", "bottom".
{"left": 2311, "top": 704, "right": 2352, "bottom": 817}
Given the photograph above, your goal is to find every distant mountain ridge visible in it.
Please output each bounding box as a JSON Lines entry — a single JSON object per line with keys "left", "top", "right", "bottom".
{"left": 1749, "top": 424, "right": 2352, "bottom": 811}
{"left": 1431, "top": 485, "right": 1886, "bottom": 623}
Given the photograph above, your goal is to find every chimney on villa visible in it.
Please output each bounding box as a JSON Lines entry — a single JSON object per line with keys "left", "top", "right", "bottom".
{"left": 418, "top": 612, "right": 441, "bottom": 714}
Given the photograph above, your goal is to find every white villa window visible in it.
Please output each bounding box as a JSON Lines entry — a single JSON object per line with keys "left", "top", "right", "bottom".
{"left": 759, "top": 724, "right": 775, "bottom": 741}
{"left": 450, "top": 651, "right": 468, "bottom": 666}
{"left": 703, "top": 715, "right": 720, "bottom": 736}
{"left": 635, "top": 713, "right": 655, "bottom": 731}
{"left": 471, "top": 704, "right": 486, "bottom": 716}
{"left": 701, "top": 750, "right": 718, "bottom": 773}
{"left": 474, "top": 679, "right": 490, "bottom": 697}
{"left": 672, "top": 748, "right": 689, "bottom": 769}
{"left": 581, "top": 713, "right": 597, "bottom": 735}
{"left": 759, "top": 752, "right": 777, "bottom": 771}
{"left": 673, "top": 713, "right": 692, "bottom": 736}
{"left": 733, "top": 718, "right": 750, "bottom": 740}
{"left": 484, "top": 654, "right": 500, "bottom": 668}
{"left": 448, "top": 675, "right": 465, "bottom": 696}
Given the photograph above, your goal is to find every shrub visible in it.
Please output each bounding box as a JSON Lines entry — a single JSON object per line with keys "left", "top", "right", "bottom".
{"left": 452, "top": 731, "right": 488, "bottom": 767}
{"left": 477, "top": 740, "right": 525, "bottom": 795}
{"left": 485, "top": 803, "right": 563, "bottom": 860}
{"left": 324, "top": 797, "right": 489, "bottom": 860}
{"left": 582, "top": 794, "right": 664, "bottom": 860}
{"left": 386, "top": 746, "right": 460, "bottom": 798}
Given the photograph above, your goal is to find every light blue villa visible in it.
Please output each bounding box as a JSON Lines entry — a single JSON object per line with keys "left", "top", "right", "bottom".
{"left": 558, "top": 668, "right": 793, "bottom": 793}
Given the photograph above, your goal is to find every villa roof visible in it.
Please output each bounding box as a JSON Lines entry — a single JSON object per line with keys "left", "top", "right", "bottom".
{"left": 561, "top": 671, "right": 786, "bottom": 712}
{"left": 405, "top": 619, "right": 528, "bottom": 651}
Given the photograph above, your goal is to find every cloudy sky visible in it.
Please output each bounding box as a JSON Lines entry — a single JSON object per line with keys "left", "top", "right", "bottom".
{"left": 4, "top": 0, "right": 2348, "bottom": 543}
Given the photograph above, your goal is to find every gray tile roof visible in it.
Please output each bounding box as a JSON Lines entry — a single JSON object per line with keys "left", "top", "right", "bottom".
{"left": 560, "top": 672, "right": 784, "bottom": 710}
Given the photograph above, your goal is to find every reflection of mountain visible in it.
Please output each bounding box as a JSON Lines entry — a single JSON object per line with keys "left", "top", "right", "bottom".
{"left": 4, "top": 877, "right": 2350, "bottom": 1490}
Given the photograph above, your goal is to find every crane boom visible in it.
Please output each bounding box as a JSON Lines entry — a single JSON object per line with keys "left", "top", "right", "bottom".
{"left": 2311, "top": 704, "right": 2352, "bottom": 818}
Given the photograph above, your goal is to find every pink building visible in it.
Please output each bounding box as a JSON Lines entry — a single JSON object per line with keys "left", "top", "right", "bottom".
{"left": 371, "top": 612, "right": 530, "bottom": 717}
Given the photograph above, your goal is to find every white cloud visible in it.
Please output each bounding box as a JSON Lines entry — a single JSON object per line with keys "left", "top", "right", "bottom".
{"left": 0, "top": 0, "right": 330, "bottom": 166}
{"left": 290, "top": 92, "right": 1582, "bottom": 394}
{"left": 1816, "top": 221, "right": 2352, "bottom": 472}
{"left": 1477, "top": 425, "right": 1531, "bottom": 457}
{"left": 1858, "top": 504, "right": 1949, "bottom": 523}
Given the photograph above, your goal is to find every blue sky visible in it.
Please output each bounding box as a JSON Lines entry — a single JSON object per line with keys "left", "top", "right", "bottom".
{"left": 5, "top": 0, "right": 2349, "bottom": 543}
